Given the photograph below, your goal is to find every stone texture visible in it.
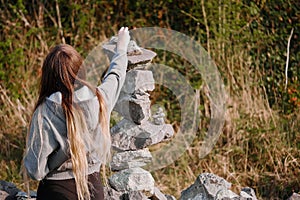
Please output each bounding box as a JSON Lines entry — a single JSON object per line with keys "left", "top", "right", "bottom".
{"left": 114, "top": 95, "right": 151, "bottom": 125}
{"left": 164, "top": 194, "right": 177, "bottom": 200}
{"left": 288, "top": 193, "right": 300, "bottom": 200}
{"left": 110, "top": 148, "right": 152, "bottom": 171}
{"left": 240, "top": 187, "right": 257, "bottom": 200}
{"left": 109, "top": 167, "right": 155, "bottom": 195}
{"left": 122, "top": 191, "right": 148, "bottom": 200}
{"left": 111, "top": 119, "right": 174, "bottom": 151}
{"left": 128, "top": 98, "right": 151, "bottom": 124}
{"left": 127, "top": 40, "right": 143, "bottom": 56}
{"left": 0, "top": 181, "right": 21, "bottom": 197}
{"left": 126, "top": 49, "right": 156, "bottom": 66}
{"left": 240, "top": 191, "right": 254, "bottom": 200}
{"left": 113, "top": 69, "right": 155, "bottom": 125}
{"left": 151, "top": 187, "right": 168, "bottom": 200}
{"left": 152, "top": 107, "right": 166, "bottom": 125}
{"left": 16, "top": 191, "right": 37, "bottom": 200}
{"left": 102, "top": 41, "right": 156, "bottom": 66}
{"left": 0, "top": 190, "right": 9, "bottom": 200}
{"left": 215, "top": 189, "right": 240, "bottom": 200}
{"left": 180, "top": 173, "right": 239, "bottom": 200}
{"left": 103, "top": 186, "right": 123, "bottom": 200}
{"left": 122, "top": 70, "right": 155, "bottom": 94}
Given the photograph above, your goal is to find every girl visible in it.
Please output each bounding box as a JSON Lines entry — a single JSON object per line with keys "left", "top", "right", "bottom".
{"left": 24, "top": 27, "right": 130, "bottom": 200}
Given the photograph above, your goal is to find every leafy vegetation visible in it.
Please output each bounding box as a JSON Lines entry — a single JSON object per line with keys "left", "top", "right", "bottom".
{"left": 0, "top": 0, "right": 299, "bottom": 199}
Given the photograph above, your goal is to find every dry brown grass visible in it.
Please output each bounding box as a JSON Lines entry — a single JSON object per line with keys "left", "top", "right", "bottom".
{"left": 1, "top": 39, "right": 299, "bottom": 200}
{"left": 0, "top": 3, "right": 299, "bottom": 199}
{"left": 151, "top": 44, "right": 300, "bottom": 199}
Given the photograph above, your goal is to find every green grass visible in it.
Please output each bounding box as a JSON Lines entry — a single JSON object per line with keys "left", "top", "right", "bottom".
{"left": 0, "top": 1, "right": 299, "bottom": 199}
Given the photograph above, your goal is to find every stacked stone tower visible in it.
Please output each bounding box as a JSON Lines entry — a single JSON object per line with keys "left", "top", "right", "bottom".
{"left": 102, "top": 38, "right": 175, "bottom": 199}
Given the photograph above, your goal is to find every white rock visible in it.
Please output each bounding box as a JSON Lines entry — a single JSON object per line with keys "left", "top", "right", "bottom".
{"left": 288, "top": 192, "right": 300, "bottom": 200}
{"left": 180, "top": 173, "right": 233, "bottom": 200}
{"left": 0, "top": 190, "right": 9, "bottom": 200}
{"left": 110, "top": 148, "right": 152, "bottom": 171}
{"left": 111, "top": 119, "right": 174, "bottom": 151}
{"left": 109, "top": 167, "right": 155, "bottom": 195}
{"left": 215, "top": 189, "right": 239, "bottom": 199}
{"left": 122, "top": 70, "right": 155, "bottom": 94}
{"left": 240, "top": 187, "right": 257, "bottom": 200}
{"left": 152, "top": 187, "right": 168, "bottom": 200}
{"left": 240, "top": 191, "right": 254, "bottom": 199}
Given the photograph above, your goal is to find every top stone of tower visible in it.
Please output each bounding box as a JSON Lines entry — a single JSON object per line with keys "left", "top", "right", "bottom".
{"left": 102, "top": 36, "right": 157, "bottom": 66}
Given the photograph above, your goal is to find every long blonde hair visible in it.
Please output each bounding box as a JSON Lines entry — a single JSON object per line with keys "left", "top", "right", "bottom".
{"left": 32, "top": 44, "right": 110, "bottom": 200}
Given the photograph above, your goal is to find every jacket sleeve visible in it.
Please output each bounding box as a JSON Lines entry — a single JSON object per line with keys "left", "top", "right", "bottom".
{"left": 24, "top": 106, "right": 58, "bottom": 180}
{"left": 97, "top": 51, "right": 128, "bottom": 113}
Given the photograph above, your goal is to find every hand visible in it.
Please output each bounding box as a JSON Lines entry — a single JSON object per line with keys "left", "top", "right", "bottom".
{"left": 117, "top": 27, "right": 130, "bottom": 53}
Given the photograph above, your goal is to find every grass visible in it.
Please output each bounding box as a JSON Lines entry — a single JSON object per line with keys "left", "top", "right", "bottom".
{"left": 0, "top": 19, "right": 299, "bottom": 200}
{"left": 148, "top": 43, "right": 300, "bottom": 199}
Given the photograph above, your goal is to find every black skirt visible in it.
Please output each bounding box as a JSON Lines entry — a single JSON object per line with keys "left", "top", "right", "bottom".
{"left": 37, "top": 172, "right": 104, "bottom": 200}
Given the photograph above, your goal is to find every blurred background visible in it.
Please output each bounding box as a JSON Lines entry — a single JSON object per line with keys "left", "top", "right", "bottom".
{"left": 0, "top": 0, "right": 299, "bottom": 199}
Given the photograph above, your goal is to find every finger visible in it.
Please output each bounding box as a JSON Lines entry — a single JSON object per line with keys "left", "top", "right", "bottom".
{"left": 119, "top": 27, "right": 124, "bottom": 32}
{"left": 124, "top": 27, "right": 128, "bottom": 32}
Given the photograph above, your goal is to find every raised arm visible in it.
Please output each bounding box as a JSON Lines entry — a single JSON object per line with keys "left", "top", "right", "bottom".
{"left": 97, "top": 27, "right": 130, "bottom": 112}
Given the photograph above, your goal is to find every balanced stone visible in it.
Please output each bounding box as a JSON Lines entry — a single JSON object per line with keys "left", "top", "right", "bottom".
{"left": 127, "top": 40, "right": 143, "bottom": 56}
{"left": 111, "top": 119, "right": 174, "bottom": 151}
{"left": 126, "top": 48, "right": 156, "bottom": 66}
{"left": 113, "top": 95, "right": 151, "bottom": 125}
{"left": 110, "top": 148, "right": 152, "bottom": 171}
{"left": 102, "top": 39, "right": 156, "bottom": 66}
{"left": 109, "top": 167, "right": 155, "bottom": 195}
{"left": 122, "top": 70, "right": 155, "bottom": 94}
{"left": 152, "top": 107, "right": 166, "bottom": 125}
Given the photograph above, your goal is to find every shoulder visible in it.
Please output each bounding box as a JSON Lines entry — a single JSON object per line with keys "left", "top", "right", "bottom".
{"left": 30, "top": 103, "right": 51, "bottom": 129}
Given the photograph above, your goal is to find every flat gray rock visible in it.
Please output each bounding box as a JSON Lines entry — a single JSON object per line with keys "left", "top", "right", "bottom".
{"left": 0, "top": 181, "right": 21, "bottom": 197}
{"left": 110, "top": 148, "right": 152, "bottom": 171}
{"left": 111, "top": 119, "right": 174, "bottom": 151}
{"left": 103, "top": 42, "right": 156, "bottom": 66}
{"left": 122, "top": 70, "right": 155, "bottom": 94}
{"left": 180, "top": 173, "right": 239, "bottom": 200}
{"left": 127, "top": 48, "right": 156, "bottom": 66}
{"left": 109, "top": 167, "right": 155, "bottom": 195}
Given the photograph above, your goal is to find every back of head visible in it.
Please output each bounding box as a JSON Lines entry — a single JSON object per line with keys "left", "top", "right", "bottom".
{"left": 38, "top": 44, "right": 85, "bottom": 103}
